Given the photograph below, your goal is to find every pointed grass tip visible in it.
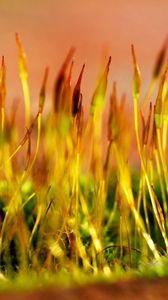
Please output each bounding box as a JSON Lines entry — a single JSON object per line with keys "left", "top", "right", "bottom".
{"left": 105, "top": 56, "right": 111, "bottom": 72}
{"left": 76, "top": 63, "right": 85, "bottom": 88}
{"left": 72, "top": 64, "right": 85, "bottom": 118}
{"left": 67, "top": 60, "right": 74, "bottom": 84}
{"left": 1, "top": 56, "right": 5, "bottom": 67}
{"left": 15, "top": 33, "right": 23, "bottom": 52}
{"left": 131, "top": 44, "right": 137, "bottom": 65}
{"left": 131, "top": 44, "right": 141, "bottom": 99}
{"left": 107, "top": 56, "right": 111, "bottom": 67}
{"left": 61, "top": 47, "right": 75, "bottom": 72}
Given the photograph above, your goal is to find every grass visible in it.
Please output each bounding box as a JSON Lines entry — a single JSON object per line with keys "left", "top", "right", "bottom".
{"left": 0, "top": 34, "right": 167, "bottom": 287}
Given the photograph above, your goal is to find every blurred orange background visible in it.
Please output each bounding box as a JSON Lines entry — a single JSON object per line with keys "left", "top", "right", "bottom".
{"left": 0, "top": 0, "right": 167, "bottom": 113}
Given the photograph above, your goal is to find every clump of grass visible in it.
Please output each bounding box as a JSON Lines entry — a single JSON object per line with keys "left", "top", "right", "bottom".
{"left": 0, "top": 34, "right": 167, "bottom": 283}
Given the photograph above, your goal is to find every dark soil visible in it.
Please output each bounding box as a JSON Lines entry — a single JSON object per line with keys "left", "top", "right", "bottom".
{"left": 0, "top": 277, "right": 168, "bottom": 300}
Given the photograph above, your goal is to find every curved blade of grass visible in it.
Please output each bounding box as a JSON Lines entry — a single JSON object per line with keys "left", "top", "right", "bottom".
{"left": 15, "top": 33, "right": 31, "bottom": 127}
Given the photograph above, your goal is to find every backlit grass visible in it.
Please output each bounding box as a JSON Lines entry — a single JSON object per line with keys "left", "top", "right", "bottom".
{"left": 0, "top": 34, "right": 167, "bottom": 282}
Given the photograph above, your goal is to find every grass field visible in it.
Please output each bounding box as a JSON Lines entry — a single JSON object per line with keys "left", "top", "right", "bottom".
{"left": 0, "top": 35, "right": 167, "bottom": 288}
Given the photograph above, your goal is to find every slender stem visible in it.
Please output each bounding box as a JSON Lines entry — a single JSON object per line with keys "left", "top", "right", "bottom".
{"left": 22, "top": 79, "right": 31, "bottom": 128}
{"left": 30, "top": 113, "right": 42, "bottom": 169}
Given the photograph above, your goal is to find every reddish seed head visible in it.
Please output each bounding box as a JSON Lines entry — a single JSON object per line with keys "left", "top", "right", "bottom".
{"left": 1, "top": 56, "right": 5, "bottom": 68}
{"left": 131, "top": 44, "right": 136, "bottom": 66}
{"left": 53, "top": 48, "right": 75, "bottom": 113}
{"left": 76, "top": 64, "right": 85, "bottom": 89}
{"left": 61, "top": 47, "right": 75, "bottom": 73}
{"left": 153, "top": 36, "right": 168, "bottom": 78}
{"left": 106, "top": 56, "right": 111, "bottom": 70}
{"left": 72, "top": 64, "right": 85, "bottom": 118}
{"left": 0, "top": 55, "right": 6, "bottom": 79}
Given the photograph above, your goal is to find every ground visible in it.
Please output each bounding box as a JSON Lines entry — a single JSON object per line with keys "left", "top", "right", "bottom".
{"left": 0, "top": 277, "right": 168, "bottom": 300}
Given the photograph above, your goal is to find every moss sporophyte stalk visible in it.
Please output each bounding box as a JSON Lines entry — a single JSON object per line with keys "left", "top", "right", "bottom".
{"left": 0, "top": 34, "right": 167, "bottom": 279}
